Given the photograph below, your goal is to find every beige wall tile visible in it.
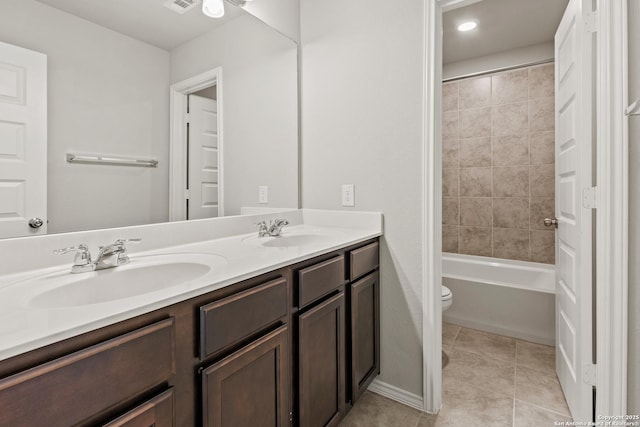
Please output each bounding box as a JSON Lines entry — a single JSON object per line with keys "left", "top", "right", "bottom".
{"left": 441, "top": 62, "right": 556, "bottom": 265}
{"left": 493, "top": 198, "right": 529, "bottom": 229}
{"left": 531, "top": 230, "right": 555, "bottom": 264}
{"left": 443, "top": 168, "right": 459, "bottom": 197}
{"left": 443, "top": 197, "right": 460, "bottom": 225}
{"left": 529, "top": 96, "right": 555, "bottom": 132}
{"left": 492, "top": 68, "right": 528, "bottom": 105}
{"left": 443, "top": 81, "right": 458, "bottom": 112}
{"left": 460, "top": 198, "right": 492, "bottom": 227}
{"left": 460, "top": 167, "right": 492, "bottom": 197}
{"left": 443, "top": 138, "right": 459, "bottom": 168}
{"left": 459, "top": 137, "right": 491, "bottom": 167}
{"left": 458, "top": 76, "right": 491, "bottom": 109}
{"left": 530, "top": 131, "right": 555, "bottom": 165}
{"left": 493, "top": 134, "right": 529, "bottom": 166}
{"left": 459, "top": 107, "right": 492, "bottom": 138}
{"left": 459, "top": 226, "right": 492, "bottom": 256}
{"left": 528, "top": 63, "right": 555, "bottom": 99}
{"left": 443, "top": 225, "right": 459, "bottom": 253}
{"left": 492, "top": 102, "right": 529, "bottom": 136}
{"left": 493, "top": 228, "right": 530, "bottom": 261}
{"left": 530, "top": 197, "right": 555, "bottom": 230}
{"left": 493, "top": 166, "right": 529, "bottom": 197}
{"left": 442, "top": 111, "right": 459, "bottom": 139}
{"left": 530, "top": 164, "right": 555, "bottom": 197}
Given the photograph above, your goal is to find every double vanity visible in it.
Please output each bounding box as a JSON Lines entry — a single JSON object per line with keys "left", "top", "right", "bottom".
{"left": 0, "top": 209, "right": 382, "bottom": 426}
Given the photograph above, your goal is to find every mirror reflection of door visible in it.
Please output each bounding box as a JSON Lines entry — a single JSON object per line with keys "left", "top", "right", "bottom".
{"left": 187, "top": 88, "right": 221, "bottom": 220}
{"left": 0, "top": 41, "right": 47, "bottom": 238}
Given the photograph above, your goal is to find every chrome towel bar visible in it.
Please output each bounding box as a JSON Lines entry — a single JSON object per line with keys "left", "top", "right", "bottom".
{"left": 66, "top": 153, "right": 158, "bottom": 168}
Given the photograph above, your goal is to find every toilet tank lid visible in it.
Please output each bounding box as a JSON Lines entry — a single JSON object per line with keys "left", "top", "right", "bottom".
{"left": 442, "top": 286, "right": 452, "bottom": 298}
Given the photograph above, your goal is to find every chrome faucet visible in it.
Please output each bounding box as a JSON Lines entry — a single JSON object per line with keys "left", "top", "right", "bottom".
{"left": 55, "top": 238, "right": 141, "bottom": 273}
{"left": 268, "top": 219, "right": 289, "bottom": 236}
{"left": 94, "top": 238, "right": 141, "bottom": 270}
{"left": 254, "top": 219, "right": 289, "bottom": 237}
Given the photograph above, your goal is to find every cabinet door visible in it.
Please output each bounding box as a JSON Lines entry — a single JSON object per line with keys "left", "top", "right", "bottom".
{"left": 298, "top": 292, "right": 345, "bottom": 427}
{"left": 103, "top": 388, "right": 174, "bottom": 427}
{"left": 350, "top": 272, "right": 380, "bottom": 403}
{"left": 201, "top": 325, "right": 289, "bottom": 427}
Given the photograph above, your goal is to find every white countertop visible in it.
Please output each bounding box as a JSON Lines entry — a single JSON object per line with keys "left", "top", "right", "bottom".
{"left": 0, "top": 210, "right": 382, "bottom": 362}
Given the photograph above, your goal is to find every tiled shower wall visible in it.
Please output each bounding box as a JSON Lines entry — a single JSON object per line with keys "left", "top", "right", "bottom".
{"left": 442, "top": 63, "right": 556, "bottom": 264}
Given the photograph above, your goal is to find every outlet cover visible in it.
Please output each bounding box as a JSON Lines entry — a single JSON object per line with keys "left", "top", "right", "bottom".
{"left": 259, "top": 186, "right": 268, "bottom": 204}
{"left": 342, "top": 184, "right": 355, "bottom": 207}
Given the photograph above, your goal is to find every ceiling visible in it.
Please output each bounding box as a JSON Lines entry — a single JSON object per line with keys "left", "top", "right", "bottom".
{"left": 443, "top": 0, "right": 569, "bottom": 64}
{"left": 36, "top": 0, "right": 244, "bottom": 51}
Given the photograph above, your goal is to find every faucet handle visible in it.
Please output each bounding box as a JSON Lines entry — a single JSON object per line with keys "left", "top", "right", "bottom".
{"left": 54, "top": 244, "right": 92, "bottom": 269}
{"left": 254, "top": 221, "right": 269, "bottom": 237}
{"left": 114, "top": 238, "right": 142, "bottom": 245}
{"left": 113, "top": 238, "right": 141, "bottom": 264}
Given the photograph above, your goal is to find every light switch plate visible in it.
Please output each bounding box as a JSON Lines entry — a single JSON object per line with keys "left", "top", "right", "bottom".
{"left": 342, "top": 184, "right": 355, "bottom": 207}
{"left": 259, "top": 186, "right": 268, "bottom": 204}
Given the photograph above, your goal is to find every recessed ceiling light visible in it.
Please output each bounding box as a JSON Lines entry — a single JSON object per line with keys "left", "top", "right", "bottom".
{"left": 457, "top": 21, "right": 478, "bottom": 32}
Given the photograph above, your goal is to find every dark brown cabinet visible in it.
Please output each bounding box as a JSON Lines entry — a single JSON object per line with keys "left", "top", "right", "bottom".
{"left": 349, "top": 272, "right": 380, "bottom": 402}
{"left": 201, "top": 325, "right": 290, "bottom": 427}
{"left": 0, "top": 318, "right": 175, "bottom": 427}
{"left": 0, "top": 238, "right": 380, "bottom": 427}
{"left": 104, "top": 388, "right": 175, "bottom": 427}
{"left": 297, "top": 292, "right": 346, "bottom": 427}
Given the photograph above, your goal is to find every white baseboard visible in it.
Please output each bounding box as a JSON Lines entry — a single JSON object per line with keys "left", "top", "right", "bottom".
{"left": 367, "top": 379, "right": 424, "bottom": 412}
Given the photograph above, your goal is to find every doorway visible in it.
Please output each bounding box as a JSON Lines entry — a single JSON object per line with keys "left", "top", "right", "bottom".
{"left": 169, "top": 68, "right": 224, "bottom": 221}
{"left": 424, "top": 0, "right": 628, "bottom": 421}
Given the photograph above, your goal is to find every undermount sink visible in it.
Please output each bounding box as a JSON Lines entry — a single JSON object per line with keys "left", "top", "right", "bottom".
{"left": 242, "top": 232, "right": 336, "bottom": 248}
{"left": 16, "top": 253, "right": 226, "bottom": 309}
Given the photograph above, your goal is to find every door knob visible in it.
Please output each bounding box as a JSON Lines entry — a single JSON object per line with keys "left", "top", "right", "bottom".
{"left": 543, "top": 217, "right": 558, "bottom": 228}
{"left": 28, "top": 218, "right": 44, "bottom": 229}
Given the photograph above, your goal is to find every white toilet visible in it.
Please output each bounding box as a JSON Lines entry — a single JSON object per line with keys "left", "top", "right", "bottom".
{"left": 442, "top": 285, "right": 453, "bottom": 312}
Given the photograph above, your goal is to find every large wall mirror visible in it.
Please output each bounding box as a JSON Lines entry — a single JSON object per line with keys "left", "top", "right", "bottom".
{"left": 0, "top": 0, "right": 299, "bottom": 239}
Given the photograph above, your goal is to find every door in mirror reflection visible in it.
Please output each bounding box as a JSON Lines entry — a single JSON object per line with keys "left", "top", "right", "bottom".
{"left": 188, "top": 92, "right": 221, "bottom": 219}
{"left": 0, "top": 41, "right": 47, "bottom": 238}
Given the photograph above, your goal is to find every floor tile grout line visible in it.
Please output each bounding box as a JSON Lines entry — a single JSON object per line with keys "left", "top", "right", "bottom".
{"left": 514, "top": 398, "right": 573, "bottom": 419}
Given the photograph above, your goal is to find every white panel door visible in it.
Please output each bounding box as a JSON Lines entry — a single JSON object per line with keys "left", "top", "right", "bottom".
{"left": 0, "top": 41, "right": 47, "bottom": 238}
{"left": 554, "top": 0, "right": 594, "bottom": 421}
{"left": 188, "top": 94, "right": 220, "bottom": 219}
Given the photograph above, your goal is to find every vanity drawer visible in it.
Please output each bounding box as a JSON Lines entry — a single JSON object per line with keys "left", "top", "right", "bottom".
{"left": 349, "top": 242, "right": 379, "bottom": 281}
{"left": 0, "top": 318, "right": 175, "bottom": 427}
{"left": 104, "top": 388, "right": 175, "bottom": 427}
{"left": 298, "top": 255, "right": 346, "bottom": 308}
{"left": 200, "top": 277, "right": 288, "bottom": 360}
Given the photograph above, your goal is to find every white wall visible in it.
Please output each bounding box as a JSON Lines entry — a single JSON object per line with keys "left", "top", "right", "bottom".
{"left": 627, "top": 0, "right": 640, "bottom": 413}
{"left": 0, "top": 0, "right": 171, "bottom": 234}
{"left": 300, "top": 0, "right": 425, "bottom": 397}
{"left": 443, "top": 42, "right": 554, "bottom": 80}
{"left": 171, "top": 14, "right": 298, "bottom": 216}
{"left": 243, "top": 0, "right": 300, "bottom": 43}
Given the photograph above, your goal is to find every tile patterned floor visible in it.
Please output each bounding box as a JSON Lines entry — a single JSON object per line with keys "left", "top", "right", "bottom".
{"left": 339, "top": 324, "right": 572, "bottom": 427}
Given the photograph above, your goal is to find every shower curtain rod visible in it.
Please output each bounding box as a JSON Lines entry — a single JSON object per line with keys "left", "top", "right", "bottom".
{"left": 442, "top": 58, "right": 554, "bottom": 83}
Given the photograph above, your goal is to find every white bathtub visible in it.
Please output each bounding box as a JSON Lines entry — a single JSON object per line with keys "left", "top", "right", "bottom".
{"left": 442, "top": 253, "right": 556, "bottom": 346}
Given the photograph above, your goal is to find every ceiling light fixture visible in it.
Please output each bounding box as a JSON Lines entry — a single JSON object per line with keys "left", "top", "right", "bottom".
{"left": 457, "top": 21, "right": 478, "bottom": 32}
{"left": 202, "top": 0, "right": 225, "bottom": 17}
